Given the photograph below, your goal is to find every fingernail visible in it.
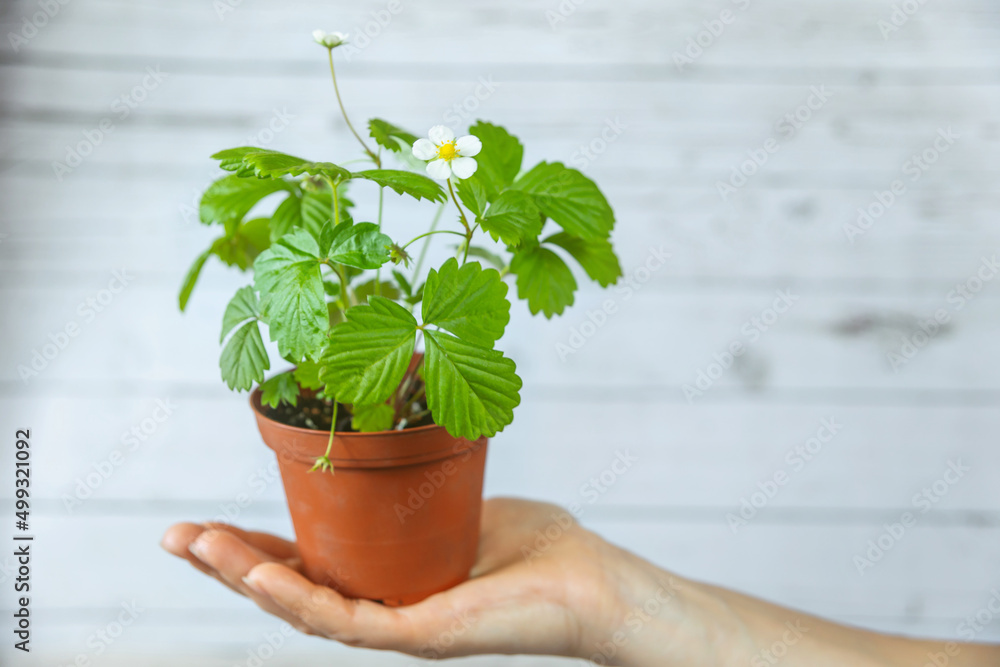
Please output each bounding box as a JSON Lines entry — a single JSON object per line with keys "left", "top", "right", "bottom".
{"left": 243, "top": 575, "right": 265, "bottom": 596}
{"left": 188, "top": 540, "right": 206, "bottom": 562}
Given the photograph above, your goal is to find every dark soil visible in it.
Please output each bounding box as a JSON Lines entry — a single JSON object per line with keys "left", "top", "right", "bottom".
{"left": 263, "top": 381, "right": 433, "bottom": 432}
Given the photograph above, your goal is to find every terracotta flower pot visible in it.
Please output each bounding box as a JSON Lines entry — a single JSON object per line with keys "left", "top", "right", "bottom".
{"left": 250, "top": 387, "right": 488, "bottom": 607}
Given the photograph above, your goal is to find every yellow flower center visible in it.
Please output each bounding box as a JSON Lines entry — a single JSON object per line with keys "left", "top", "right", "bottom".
{"left": 436, "top": 141, "right": 458, "bottom": 161}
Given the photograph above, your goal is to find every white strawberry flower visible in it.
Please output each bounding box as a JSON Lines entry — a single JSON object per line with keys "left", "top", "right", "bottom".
{"left": 411, "top": 126, "right": 482, "bottom": 180}
{"left": 313, "top": 30, "right": 348, "bottom": 49}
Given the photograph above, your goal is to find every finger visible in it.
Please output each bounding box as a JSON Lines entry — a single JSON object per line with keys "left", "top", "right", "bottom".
{"left": 245, "top": 562, "right": 419, "bottom": 652}
{"left": 161, "top": 522, "right": 220, "bottom": 578}
{"left": 190, "top": 530, "right": 314, "bottom": 633}
{"left": 199, "top": 522, "right": 299, "bottom": 561}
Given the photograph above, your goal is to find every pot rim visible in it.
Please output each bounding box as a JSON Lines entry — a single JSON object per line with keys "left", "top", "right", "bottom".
{"left": 249, "top": 386, "right": 447, "bottom": 440}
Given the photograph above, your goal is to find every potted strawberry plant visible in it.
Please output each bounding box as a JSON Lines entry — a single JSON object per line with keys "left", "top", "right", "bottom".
{"left": 178, "top": 31, "right": 622, "bottom": 606}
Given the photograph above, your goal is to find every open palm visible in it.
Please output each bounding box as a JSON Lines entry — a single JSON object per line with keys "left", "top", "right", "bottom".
{"left": 161, "top": 497, "right": 635, "bottom": 660}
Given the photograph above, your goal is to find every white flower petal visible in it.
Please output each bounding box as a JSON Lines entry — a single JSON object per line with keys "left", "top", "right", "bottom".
{"left": 426, "top": 159, "right": 452, "bottom": 180}
{"left": 455, "top": 135, "right": 482, "bottom": 157}
{"left": 412, "top": 138, "right": 437, "bottom": 161}
{"left": 427, "top": 125, "right": 455, "bottom": 145}
{"left": 313, "top": 30, "right": 348, "bottom": 48}
{"left": 450, "top": 156, "right": 478, "bottom": 180}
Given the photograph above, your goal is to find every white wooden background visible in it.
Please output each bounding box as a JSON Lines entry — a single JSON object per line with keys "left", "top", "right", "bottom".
{"left": 1, "top": 0, "right": 999, "bottom": 664}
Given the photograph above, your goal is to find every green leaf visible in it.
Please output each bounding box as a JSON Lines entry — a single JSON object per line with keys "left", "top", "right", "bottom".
{"left": 467, "top": 121, "right": 523, "bottom": 201}
{"left": 424, "top": 330, "right": 521, "bottom": 440}
{"left": 392, "top": 270, "right": 413, "bottom": 298}
{"left": 351, "top": 402, "right": 396, "bottom": 432}
{"left": 238, "top": 150, "right": 352, "bottom": 182}
{"left": 513, "top": 162, "right": 614, "bottom": 241}
{"left": 211, "top": 146, "right": 268, "bottom": 177}
{"left": 509, "top": 245, "right": 577, "bottom": 318}
{"left": 352, "top": 169, "right": 446, "bottom": 203}
{"left": 211, "top": 217, "right": 271, "bottom": 271}
{"left": 319, "top": 296, "right": 417, "bottom": 405}
{"left": 219, "top": 287, "right": 270, "bottom": 391}
{"left": 423, "top": 258, "right": 510, "bottom": 346}
{"left": 260, "top": 372, "right": 300, "bottom": 408}
{"left": 200, "top": 174, "right": 287, "bottom": 228}
{"left": 270, "top": 193, "right": 303, "bottom": 241}
{"left": 293, "top": 359, "right": 324, "bottom": 390}
{"left": 368, "top": 119, "right": 418, "bottom": 154}
{"left": 323, "top": 279, "right": 341, "bottom": 297}
{"left": 456, "top": 178, "right": 488, "bottom": 218}
{"left": 178, "top": 248, "right": 211, "bottom": 312}
{"left": 479, "top": 190, "right": 542, "bottom": 247}
{"left": 253, "top": 229, "right": 327, "bottom": 361}
{"left": 301, "top": 191, "right": 333, "bottom": 240}
{"left": 323, "top": 221, "right": 392, "bottom": 270}
{"left": 464, "top": 246, "right": 506, "bottom": 271}
{"left": 354, "top": 279, "right": 402, "bottom": 304}
{"left": 544, "top": 232, "right": 622, "bottom": 287}
{"left": 220, "top": 285, "right": 262, "bottom": 342}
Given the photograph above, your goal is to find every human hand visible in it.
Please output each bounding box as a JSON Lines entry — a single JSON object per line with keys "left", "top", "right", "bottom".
{"left": 160, "top": 497, "right": 679, "bottom": 663}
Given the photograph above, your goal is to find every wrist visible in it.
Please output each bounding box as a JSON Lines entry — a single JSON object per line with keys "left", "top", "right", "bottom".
{"left": 573, "top": 534, "right": 743, "bottom": 666}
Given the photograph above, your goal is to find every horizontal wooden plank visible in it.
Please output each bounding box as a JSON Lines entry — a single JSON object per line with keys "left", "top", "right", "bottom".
{"left": 2, "top": 284, "right": 998, "bottom": 390}
{"left": 4, "top": 64, "right": 1000, "bottom": 127}
{"left": 1, "top": 177, "right": 999, "bottom": 288}
{"left": 8, "top": 514, "right": 998, "bottom": 646}
{"left": 3, "top": 395, "right": 999, "bottom": 512}
{"left": 1, "top": 0, "right": 998, "bottom": 71}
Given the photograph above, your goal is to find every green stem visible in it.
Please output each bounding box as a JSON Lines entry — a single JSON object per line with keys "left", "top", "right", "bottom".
{"left": 375, "top": 184, "right": 384, "bottom": 297}
{"left": 412, "top": 204, "right": 445, "bottom": 279}
{"left": 326, "top": 48, "right": 379, "bottom": 166}
{"left": 311, "top": 399, "right": 339, "bottom": 474}
{"left": 326, "top": 401, "right": 338, "bottom": 453}
{"left": 322, "top": 175, "right": 341, "bottom": 226}
{"left": 447, "top": 179, "right": 471, "bottom": 234}
{"left": 338, "top": 265, "right": 355, "bottom": 306}
{"left": 447, "top": 179, "right": 475, "bottom": 264}
{"left": 402, "top": 229, "right": 465, "bottom": 251}
{"left": 333, "top": 183, "right": 340, "bottom": 226}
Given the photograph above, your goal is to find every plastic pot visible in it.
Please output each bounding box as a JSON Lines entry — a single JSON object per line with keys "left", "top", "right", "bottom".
{"left": 250, "top": 388, "right": 487, "bottom": 606}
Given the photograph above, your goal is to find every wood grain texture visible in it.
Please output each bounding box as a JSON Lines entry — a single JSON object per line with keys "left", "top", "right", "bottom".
{"left": 0, "top": 0, "right": 998, "bottom": 663}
